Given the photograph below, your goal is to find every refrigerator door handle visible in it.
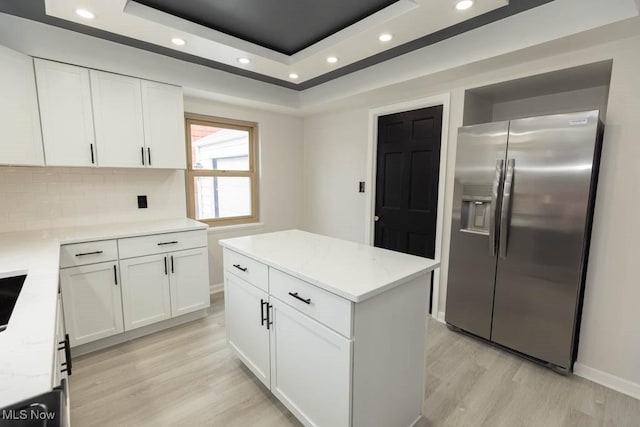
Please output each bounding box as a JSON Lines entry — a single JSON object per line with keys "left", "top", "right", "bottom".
{"left": 499, "top": 159, "right": 516, "bottom": 258}
{"left": 489, "top": 159, "right": 504, "bottom": 257}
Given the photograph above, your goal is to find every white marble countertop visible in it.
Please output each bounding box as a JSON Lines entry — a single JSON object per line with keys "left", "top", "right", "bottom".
{"left": 219, "top": 230, "right": 440, "bottom": 302}
{"left": 0, "top": 218, "right": 207, "bottom": 408}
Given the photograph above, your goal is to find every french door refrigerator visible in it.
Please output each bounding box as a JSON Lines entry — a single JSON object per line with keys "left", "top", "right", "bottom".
{"left": 445, "top": 110, "right": 603, "bottom": 373}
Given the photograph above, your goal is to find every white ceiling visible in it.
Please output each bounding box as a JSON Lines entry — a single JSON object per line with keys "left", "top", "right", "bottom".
{"left": 44, "top": 0, "right": 508, "bottom": 84}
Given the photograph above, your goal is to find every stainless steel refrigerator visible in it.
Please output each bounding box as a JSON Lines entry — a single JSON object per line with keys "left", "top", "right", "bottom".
{"left": 445, "top": 110, "right": 603, "bottom": 373}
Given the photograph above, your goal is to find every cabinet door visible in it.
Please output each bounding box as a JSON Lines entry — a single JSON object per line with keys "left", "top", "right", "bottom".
{"left": 90, "top": 70, "right": 145, "bottom": 168}
{"left": 34, "top": 59, "right": 96, "bottom": 167}
{"left": 60, "top": 262, "right": 124, "bottom": 347}
{"left": 119, "top": 254, "right": 172, "bottom": 330}
{"left": 141, "top": 80, "right": 186, "bottom": 169}
{"left": 169, "top": 248, "right": 210, "bottom": 317}
{"left": 270, "top": 298, "right": 352, "bottom": 427}
{"left": 225, "top": 273, "right": 270, "bottom": 387}
{"left": 0, "top": 45, "right": 44, "bottom": 166}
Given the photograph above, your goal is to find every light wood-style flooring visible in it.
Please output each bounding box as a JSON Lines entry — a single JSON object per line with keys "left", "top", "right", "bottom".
{"left": 70, "top": 295, "right": 640, "bottom": 426}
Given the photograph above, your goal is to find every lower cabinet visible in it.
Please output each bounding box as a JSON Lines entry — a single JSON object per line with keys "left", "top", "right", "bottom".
{"left": 119, "top": 254, "right": 172, "bottom": 331}
{"left": 223, "top": 270, "right": 351, "bottom": 427}
{"left": 270, "top": 298, "right": 351, "bottom": 427}
{"left": 170, "top": 248, "right": 211, "bottom": 317}
{"left": 59, "top": 261, "right": 124, "bottom": 347}
{"left": 225, "top": 273, "right": 271, "bottom": 387}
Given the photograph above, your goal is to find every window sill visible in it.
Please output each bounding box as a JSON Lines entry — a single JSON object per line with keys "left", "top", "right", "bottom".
{"left": 206, "top": 222, "right": 265, "bottom": 234}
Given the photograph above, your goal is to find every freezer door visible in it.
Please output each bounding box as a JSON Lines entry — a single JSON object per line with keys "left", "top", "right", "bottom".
{"left": 445, "top": 121, "right": 509, "bottom": 339}
{"left": 491, "top": 111, "right": 601, "bottom": 369}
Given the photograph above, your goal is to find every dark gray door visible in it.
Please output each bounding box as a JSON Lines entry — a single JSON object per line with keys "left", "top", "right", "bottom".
{"left": 445, "top": 122, "right": 509, "bottom": 339}
{"left": 374, "top": 106, "right": 443, "bottom": 258}
{"left": 491, "top": 111, "right": 600, "bottom": 368}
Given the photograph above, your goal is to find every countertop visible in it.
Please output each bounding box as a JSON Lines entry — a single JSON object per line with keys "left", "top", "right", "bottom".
{"left": 0, "top": 218, "right": 207, "bottom": 408}
{"left": 219, "top": 230, "right": 440, "bottom": 302}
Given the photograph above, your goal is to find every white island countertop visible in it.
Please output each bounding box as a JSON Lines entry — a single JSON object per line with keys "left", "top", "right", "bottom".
{"left": 0, "top": 218, "right": 207, "bottom": 408}
{"left": 219, "top": 230, "right": 440, "bottom": 302}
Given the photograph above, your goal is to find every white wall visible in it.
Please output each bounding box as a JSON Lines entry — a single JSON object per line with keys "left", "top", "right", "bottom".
{"left": 184, "top": 98, "right": 304, "bottom": 288}
{"left": 302, "top": 34, "right": 640, "bottom": 397}
{"left": 0, "top": 167, "right": 185, "bottom": 233}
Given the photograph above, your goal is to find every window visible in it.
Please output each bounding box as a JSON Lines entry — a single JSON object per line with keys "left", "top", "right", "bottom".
{"left": 185, "top": 114, "right": 259, "bottom": 226}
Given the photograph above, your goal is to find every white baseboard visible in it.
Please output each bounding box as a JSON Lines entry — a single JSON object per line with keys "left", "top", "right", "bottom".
{"left": 436, "top": 311, "right": 446, "bottom": 324}
{"left": 574, "top": 363, "right": 640, "bottom": 401}
{"left": 210, "top": 282, "right": 224, "bottom": 295}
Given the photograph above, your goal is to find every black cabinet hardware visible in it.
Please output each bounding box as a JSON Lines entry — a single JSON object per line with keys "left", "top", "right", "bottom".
{"left": 147, "top": 147, "right": 152, "bottom": 166}
{"left": 233, "top": 264, "right": 248, "bottom": 272}
{"left": 260, "top": 299, "right": 267, "bottom": 326}
{"left": 266, "top": 303, "right": 273, "bottom": 330}
{"left": 171, "top": 256, "right": 174, "bottom": 274}
{"left": 90, "top": 143, "right": 95, "bottom": 164}
{"left": 288, "top": 292, "right": 311, "bottom": 305}
{"left": 75, "top": 251, "right": 103, "bottom": 257}
{"left": 141, "top": 147, "right": 145, "bottom": 165}
{"left": 157, "top": 241, "right": 178, "bottom": 246}
{"left": 164, "top": 256, "right": 168, "bottom": 275}
{"left": 60, "top": 334, "right": 72, "bottom": 375}
{"left": 113, "top": 265, "right": 118, "bottom": 285}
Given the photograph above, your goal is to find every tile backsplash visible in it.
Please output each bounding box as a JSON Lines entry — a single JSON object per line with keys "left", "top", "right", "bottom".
{"left": 0, "top": 167, "right": 187, "bottom": 233}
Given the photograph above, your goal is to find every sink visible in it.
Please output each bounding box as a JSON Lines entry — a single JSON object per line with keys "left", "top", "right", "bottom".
{"left": 0, "top": 274, "right": 27, "bottom": 332}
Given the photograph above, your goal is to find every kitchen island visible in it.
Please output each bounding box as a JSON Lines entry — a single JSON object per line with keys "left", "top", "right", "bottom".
{"left": 220, "top": 230, "right": 439, "bottom": 427}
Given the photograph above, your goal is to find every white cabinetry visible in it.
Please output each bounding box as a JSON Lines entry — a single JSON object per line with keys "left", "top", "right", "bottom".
{"left": 60, "top": 261, "right": 124, "bottom": 347}
{"left": 59, "top": 228, "right": 210, "bottom": 351}
{"left": 225, "top": 273, "right": 271, "bottom": 387}
{"left": 119, "top": 254, "right": 172, "bottom": 330}
{"left": 0, "top": 45, "right": 44, "bottom": 166}
{"left": 90, "top": 70, "right": 146, "bottom": 168}
{"left": 34, "top": 59, "right": 96, "bottom": 167}
{"left": 141, "top": 80, "right": 186, "bottom": 169}
{"left": 221, "top": 237, "right": 432, "bottom": 427}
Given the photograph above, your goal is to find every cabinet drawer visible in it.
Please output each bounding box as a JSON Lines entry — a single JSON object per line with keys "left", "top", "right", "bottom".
{"left": 269, "top": 268, "right": 352, "bottom": 338}
{"left": 223, "top": 249, "right": 268, "bottom": 293}
{"left": 118, "top": 230, "right": 207, "bottom": 259}
{"left": 60, "top": 240, "right": 118, "bottom": 268}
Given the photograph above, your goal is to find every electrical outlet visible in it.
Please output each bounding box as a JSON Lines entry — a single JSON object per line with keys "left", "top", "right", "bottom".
{"left": 359, "top": 182, "right": 365, "bottom": 193}
{"left": 137, "top": 195, "right": 148, "bottom": 209}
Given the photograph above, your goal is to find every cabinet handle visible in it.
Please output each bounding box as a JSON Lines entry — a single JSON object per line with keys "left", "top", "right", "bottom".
{"left": 75, "top": 251, "right": 103, "bottom": 257}
{"left": 233, "top": 264, "right": 248, "bottom": 272}
{"left": 147, "top": 147, "right": 152, "bottom": 166}
{"left": 141, "top": 147, "right": 145, "bottom": 166}
{"left": 60, "top": 334, "right": 72, "bottom": 376}
{"left": 164, "top": 256, "right": 168, "bottom": 275}
{"left": 171, "top": 255, "right": 174, "bottom": 274}
{"left": 157, "top": 241, "right": 178, "bottom": 246}
{"left": 266, "top": 303, "right": 273, "bottom": 330}
{"left": 113, "top": 265, "right": 118, "bottom": 285}
{"left": 260, "top": 299, "right": 267, "bottom": 326}
{"left": 90, "top": 143, "right": 95, "bottom": 164}
{"left": 288, "top": 292, "right": 311, "bottom": 305}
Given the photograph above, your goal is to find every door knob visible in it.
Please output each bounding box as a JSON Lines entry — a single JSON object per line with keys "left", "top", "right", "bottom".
{"left": 374, "top": 215, "right": 380, "bottom": 222}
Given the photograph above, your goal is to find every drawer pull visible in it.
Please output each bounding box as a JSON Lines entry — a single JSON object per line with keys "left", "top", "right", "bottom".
{"left": 157, "top": 241, "right": 178, "bottom": 246}
{"left": 233, "top": 264, "right": 248, "bottom": 272}
{"left": 75, "top": 250, "right": 103, "bottom": 257}
{"left": 288, "top": 292, "right": 311, "bottom": 305}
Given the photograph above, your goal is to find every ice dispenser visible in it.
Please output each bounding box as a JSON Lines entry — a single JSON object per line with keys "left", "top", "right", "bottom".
{"left": 460, "top": 195, "right": 491, "bottom": 235}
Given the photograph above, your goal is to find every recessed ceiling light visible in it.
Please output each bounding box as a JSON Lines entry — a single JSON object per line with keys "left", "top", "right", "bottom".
{"left": 326, "top": 56, "right": 338, "bottom": 64}
{"left": 378, "top": 33, "right": 393, "bottom": 42}
{"left": 289, "top": 73, "right": 299, "bottom": 80}
{"left": 237, "top": 57, "right": 251, "bottom": 64}
{"left": 171, "top": 38, "right": 186, "bottom": 46}
{"left": 455, "top": 0, "right": 474, "bottom": 10}
{"left": 75, "top": 8, "right": 95, "bottom": 19}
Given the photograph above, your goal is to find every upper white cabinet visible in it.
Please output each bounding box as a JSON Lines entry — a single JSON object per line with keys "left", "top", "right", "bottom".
{"left": 90, "top": 70, "right": 146, "bottom": 168}
{"left": 141, "top": 80, "right": 186, "bottom": 169}
{"left": 34, "top": 59, "right": 96, "bottom": 167}
{"left": 0, "top": 45, "right": 44, "bottom": 166}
